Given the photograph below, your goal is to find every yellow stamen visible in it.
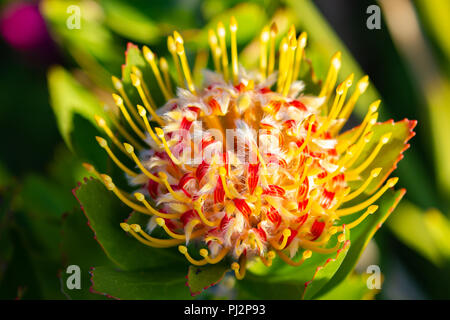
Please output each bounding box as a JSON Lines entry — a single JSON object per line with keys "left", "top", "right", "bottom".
{"left": 268, "top": 22, "right": 278, "bottom": 76}
{"left": 101, "top": 175, "right": 150, "bottom": 214}
{"left": 338, "top": 100, "right": 380, "bottom": 152}
{"left": 105, "top": 107, "right": 145, "bottom": 150}
{"left": 292, "top": 32, "right": 307, "bottom": 82}
{"left": 134, "top": 193, "right": 181, "bottom": 219}
{"left": 231, "top": 258, "right": 247, "bottom": 280}
{"left": 112, "top": 93, "right": 147, "bottom": 141}
{"left": 168, "top": 36, "right": 184, "bottom": 87}
{"left": 277, "top": 37, "right": 289, "bottom": 92}
{"left": 347, "top": 132, "right": 392, "bottom": 177}
{"left": 142, "top": 46, "right": 171, "bottom": 100}
{"left": 219, "top": 167, "right": 235, "bottom": 200}
{"left": 254, "top": 187, "right": 263, "bottom": 216}
{"left": 217, "top": 22, "right": 229, "bottom": 82}
{"left": 230, "top": 16, "right": 239, "bottom": 84}
{"left": 131, "top": 66, "right": 157, "bottom": 111}
{"left": 96, "top": 136, "right": 137, "bottom": 177}
{"left": 159, "top": 57, "right": 173, "bottom": 96}
{"left": 136, "top": 105, "right": 162, "bottom": 146}
{"left": 194, "top": 196, "right": 220, "bottom": 227}
{"left": 345, "top": 205, "right": 378, "bottom": 229}
{"left": 260, "top": 250, "right": 276, "bottom": 267}
{"left": 178, "top": 245, "right": 208, "bottom": 266}
{"left": 343, "top": 168, "right": 382, "bottom": 202}
{"left": 174, "top": 42, "right": 196, "bottom": 95}
{"left": 158, "top": 172, "right": 190, "bottom": 203}
{"left": 208, "top": 29, "right": 222, "bottom": 73}
{"left": 319, "top": 51, "right": 342, "bottom": 99}
{"left": 337, "top": 177, "right": 398, "bottom": 216}
{"left": 199, "top": 247, "right": 230, "bottom": 264}
{"left": 259, "top": 26, "right": 270, "bottom": 79}
{"left": 343, "top": 131, "right": 374, "bottom": 168}
{"left": 154, "top": 127, "right": 182, "bottom": 166}
{"left": 123, "top": 143, "right": 161, "bottom": 183}
{"left": 317, "top": 74, "right": 353, "bottom": 135}
{"left": 122, "top": 224, "right": 171, "bottom": 248}
{"left": 299, "top": 157, "right": 314, "bottom": 184}
{"left": 157, "top": 217, "right": 195, "bottom": 240}
{"left": 296, "top": 114, "right": 315, "bottom": 155}
{"left": 270, "top": 229, "right": 292, "bottom": 250}
{"left": 277, "top": 249, "right": 312, "bottom": 267}
{"left": 299, "top": 238, "right": 342, "bottom": 254}
{"left": 111, "top": 76, "right": 145, "bottom": 129}
{"left": 129, "top": 224, "right": 183, "bottom": 246}
{"left": 130, "top": 73, "right": 165, "bottom": 126}
{"left": 94, "top": 115, "right": 128, "bottom": 156}
{"left": 334, "top": 75, "right": 369, "bottom": 133}
{"left": 282, "top": 36, "right": 297, "bottom": 96}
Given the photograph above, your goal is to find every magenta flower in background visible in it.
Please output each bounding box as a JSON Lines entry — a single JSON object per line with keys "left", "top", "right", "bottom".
{"left": 1, "top": 1, "right": 58, "bottom": 64}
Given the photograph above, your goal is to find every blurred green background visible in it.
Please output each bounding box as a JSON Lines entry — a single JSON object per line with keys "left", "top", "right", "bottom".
{"left": 1, "top": 0, "right": 450, "bottom": 299}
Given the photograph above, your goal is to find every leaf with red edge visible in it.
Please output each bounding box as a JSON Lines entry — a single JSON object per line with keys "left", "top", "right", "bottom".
{"left": 302, "top": 238, "right": 351, "bottom": 300}
{"left": 314, "top": 188, "right": 406, "bottom": 298}
{"left": 236, "top": 229, "right": 350, "bottom": 300}
{"left": 73, "top": 177, "right": 186, "bottom": 271}
{"left": 338, "top": 119, "right": 416, "bottom": 195}
{"left": 186, "top": 263, "right": 230, "bottom": 296}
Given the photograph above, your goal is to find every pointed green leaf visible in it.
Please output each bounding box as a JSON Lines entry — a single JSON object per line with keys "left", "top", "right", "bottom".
{"left": 102, "top": 0, "right": 160, "bottom": 44}
{"left": 388, "top": 200, "right": 450, "bottom": 266}
{"left": 316, "top": 189, "right": 405, "bottom": 297}
{"left": 237, "top": 228, "right": 349, "bottom": 300}
{"left": 187, "top": 263, "right": 230, "bottom": 296}
{"left": 316, "top": 274, "right": 378, "bottom": 300}
{"left": 47, "top": 66, "right": 108, "bottom": 170}
{"left": 60, "top": 207, "right": 112, "bottom": 299}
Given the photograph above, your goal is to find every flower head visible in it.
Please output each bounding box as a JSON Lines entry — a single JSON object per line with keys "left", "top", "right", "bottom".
{"left": 85, "top": 18, "right": 411, "bottom": 280}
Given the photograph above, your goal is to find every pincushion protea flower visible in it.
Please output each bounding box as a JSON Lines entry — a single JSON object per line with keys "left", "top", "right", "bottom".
{"left": 83, "top": 17, "right": 415, "bottom": 281}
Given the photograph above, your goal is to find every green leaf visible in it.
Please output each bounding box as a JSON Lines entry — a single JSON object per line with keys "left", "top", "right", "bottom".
{"left": 0, "top": 161, "right": 12, "bottom": 189}
{"left": 41, "top": 0, "right": 122, "bottom": 84}
{"left": 102, "top": 0, "right": 160, "bottom": 44}
{"left": 338, "top": 119, "right": 416, "bottom": 195}
{"left": 73, "top": 178, "right": 187, "bottom": 271}
{"left": 20, "top": 174, "right": 76, "bottom": 219}
{"left": 60, "top": 207, "right": 112, "bottom": 299}
{"left": 237, "top": 228, "right": 350, "bottom": 300}
{"left": 316, "top": 189, "right": 405, "bottom": 297}
{"left": 316, "top": 274, "right": 377, "bottom": 300}
{"left": 48, "top": 144, "right": 92, "bottom": 190}
{"left": 388, "top": 200, "right": 450, "bottom": 266}
{"left": 90, "top": 265, "right": 192, "bottom": 299}
{"left": 415, "top": 0, "right": 450, "bottom": 66}
{"left": 187, "top": 263, "right": 230, "bottom": 296}
{"left": 47, "top": 66, "right": 108, "bottom": 170}
{"left": 302, "top": 238, "right": 351, "bottom": 300}
{"left": 0, "top": 228, "right": 13, "bottom": 284}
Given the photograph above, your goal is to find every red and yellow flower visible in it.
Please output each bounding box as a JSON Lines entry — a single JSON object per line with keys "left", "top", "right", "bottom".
{"left": 83, "top": 17, "right": 416, "bottom": 280}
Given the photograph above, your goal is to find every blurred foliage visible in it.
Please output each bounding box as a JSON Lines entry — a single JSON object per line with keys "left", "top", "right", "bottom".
{"left": 1, "top": 0, "right": 449, "bottom": 299}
